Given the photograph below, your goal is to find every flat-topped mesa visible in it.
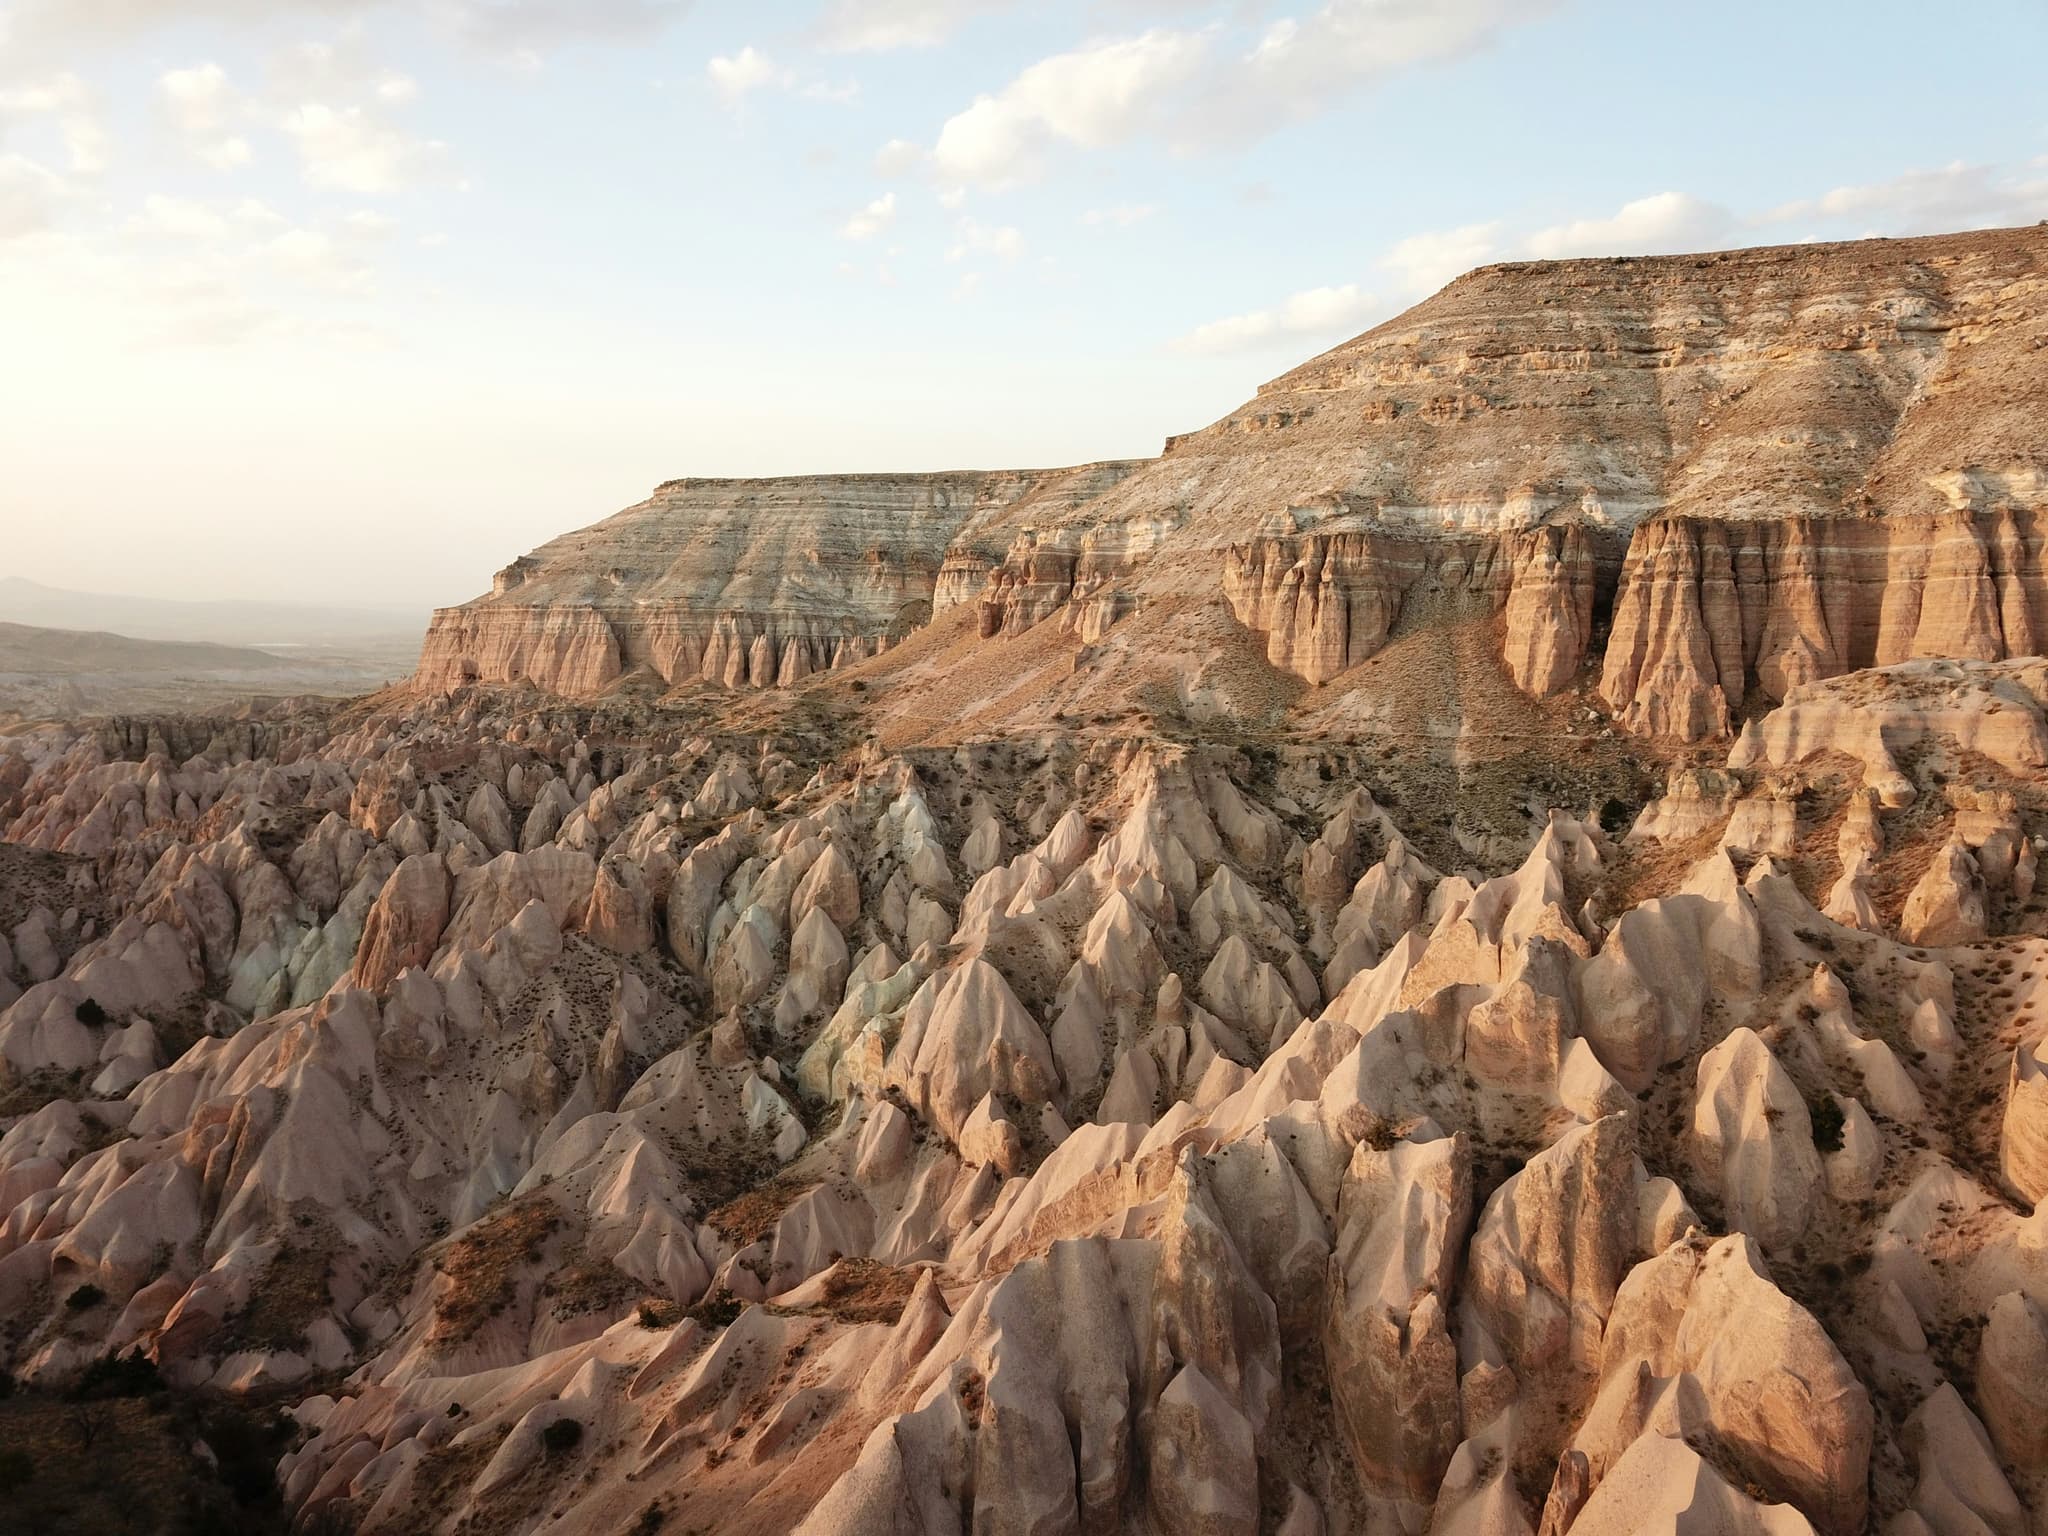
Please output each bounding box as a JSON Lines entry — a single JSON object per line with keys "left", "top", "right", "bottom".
{"left": 414, "top": 465, "right": 1141, "bottom": 693}
{"left": 420, "top": 226, "right": 2048, "bottom": 730}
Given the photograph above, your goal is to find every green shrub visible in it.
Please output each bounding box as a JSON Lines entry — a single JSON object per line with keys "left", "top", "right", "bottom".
{"left": 69, "top": 1349, "right": 163, "bottom": 1400}
{"left": 1809, "top": 1095, "right": 1846, "bottom": 1154}
{"left": 540, "top": 1417, "right": 583, "bottom": 1455}
{"left": 74, "top": 998, "right": 109, "bottom": 1027}
{"left": 685, "top": 1291, "right": 744, "bottom": 1329}
{"left": 65, "top": 1283, "right": 105, "bottom": 1312}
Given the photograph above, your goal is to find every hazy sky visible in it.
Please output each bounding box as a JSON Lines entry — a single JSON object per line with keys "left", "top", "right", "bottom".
{"left": 3, "top": 0, "right": 2045, "bottom": 608}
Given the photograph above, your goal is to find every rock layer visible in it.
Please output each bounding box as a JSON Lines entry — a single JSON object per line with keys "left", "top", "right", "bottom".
{"left": 416, "top": 465, "right": 1142, "bottom": 693}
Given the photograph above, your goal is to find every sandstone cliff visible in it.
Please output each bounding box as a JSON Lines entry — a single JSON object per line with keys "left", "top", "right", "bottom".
{"left": 414, "top": 465, "right": 1142, "bottom": 694}
{"left": 418, "top": 225, "right": 2048, "bottom": 742}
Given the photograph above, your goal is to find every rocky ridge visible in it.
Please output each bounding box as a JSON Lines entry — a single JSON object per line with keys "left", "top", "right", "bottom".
{"left": 1, "top": 651, "right": 2046, "bottom": 1534}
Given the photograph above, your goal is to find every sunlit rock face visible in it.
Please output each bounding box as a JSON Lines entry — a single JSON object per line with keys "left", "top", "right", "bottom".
{"left": 419, "top": 227, "right": 2046, "bottom": 742}
{"left": 414, "top": 465, "right": 1144, "bottom": 694}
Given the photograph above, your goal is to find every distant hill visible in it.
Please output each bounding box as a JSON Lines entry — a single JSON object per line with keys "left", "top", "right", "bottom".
{"left": 0, "top": 621, "right": 292, "bottom": 676}
{"left": 0, "top": 618, "right": 415, "bottom": 719}
{"left": 0, "top": 577, "right": 426, "bottom": 647}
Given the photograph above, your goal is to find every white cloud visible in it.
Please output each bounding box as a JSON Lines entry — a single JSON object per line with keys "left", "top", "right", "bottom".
{"left": 946, "top": 215, "right": 1022, "bottom": 262}
{"left": 228, "top": 198, "right": 289, "bottom": 229}
{"left": 707, "top": 45, "right": 788, "bottom": 102}
{"left": 1762, "top": 161, "right": 2048, "bottom": 236}
{"left": 108, "top": 191, "right": 383, "bottom": 336}
{"left": 875, "top": 137, "right": 926, "bottom": 176}
{"left": 0, "top": 72, "right": 108, "bottom": 174}
{"left": 4, "top": 0, "right": 690, "bottom": 55}
{"left": 1174, "top": 282, "right": 1378, "bottom": 354}
{"left": 929, "top": 0, "right": 1557, "bottom": 185}
{"left": 127, "top": 193, "right": 234, "bottom": 241}
{"left": 267, "top": 226, "right": 373, "bottom": 293}
{"left": 203, "top": 137, "right": 255, "bottom": 170}
{"left": 158, "top": 63, "right": 257, "bottom": 171}
{"left": 280, "top": 101, "right": 440, "bottom": 194}
{"left": 158, "top": 63, "right": 234, "bottom": 134}
{"left": 267, "top": 35, "right": 405, "bottom": 100}
{"left": 0, "top": 73, "right": 91, "bottom": 115}
{"left": 932, "top": 28, "right": 1206, "bottom": 186}
{"left": 1524, "top": 191, "right": 1734, "bottom": 260}
{"left": 1378, "top": 219, "right": 1499, "bottom": 294}
{"left": 1227, "top": 0, "right": 1557, "bottom": 137}
{"left": 0, "top": 153, "right": 64, "bottom": 239}
{"left": 841, "top": 192, "right": 897, "bottom": 241}
{"left": 1081, "top": 202, "right": 1159, "bottom": 227}
{"left": 443, "top": 0, "right": 692, "bottom": 53}
{"left": 815, "top": 0, "right": 1012, "bottom": 52}
{"left": 706, "top": 46, "right": 859, "bottom": 107}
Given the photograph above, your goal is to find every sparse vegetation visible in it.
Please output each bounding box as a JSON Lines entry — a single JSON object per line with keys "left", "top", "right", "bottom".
{"left": 427, "top": 1197, "right": 560, "bottom": 1347}
{"left": 0, "top": 1369, "right": 295, "bottom": 1535}
{"left": 1809, "top": 1095, "right": 1846, "bottom": 1154}
{"left": 74, "top": 997, "right": 109, "bottom": 1027}
{"left": 685, "top": 1290, "right": 746, "bottom": 1330}
{"left": 703, "top": 1174, "right": 816, "bottom": 1246}
{"left": 221, "top": 1237, "right": 335, "bottom": 1353}
{"left": 541, "top": 1416, "right": 584, "bottom": 1455}
{"left": 807, "top": 1259, "right": 923, "bottom": 1326}
{"left": 542, "top": 1249, "right": 639, "bottom": 1323}
{"left": 70, "top": 1349, "right": 163, "bottom": 1401}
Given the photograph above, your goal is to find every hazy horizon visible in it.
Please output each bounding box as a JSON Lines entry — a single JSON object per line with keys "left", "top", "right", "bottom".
{"left": 5, "top": 0, "right": 2046, "bottom": 609}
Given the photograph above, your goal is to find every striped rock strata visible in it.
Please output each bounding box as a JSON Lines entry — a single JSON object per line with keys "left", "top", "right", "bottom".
{"left": 418, "top": 226, "right": 2048, "bottom": 740}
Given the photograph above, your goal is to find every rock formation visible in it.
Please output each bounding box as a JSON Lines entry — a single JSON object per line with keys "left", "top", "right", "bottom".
{"left": 8, "top": 223, "right": 2048, "bottom": 1535}
{"left": 417, "top": 227, "right": 2048, "bottom": 747}
{"left": 5, "top": 647, "right": 2045, "bottom": 1533}
{"left": 415, "top": 465, "right": 1141, "bottom": 694}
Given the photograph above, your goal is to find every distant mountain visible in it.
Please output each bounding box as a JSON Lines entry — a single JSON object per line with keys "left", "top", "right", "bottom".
{"left": 0, "top": 577, "right": 427, "bottom": 647}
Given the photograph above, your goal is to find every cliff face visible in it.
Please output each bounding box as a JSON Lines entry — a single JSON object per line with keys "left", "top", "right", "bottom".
{"left": 1600, "top": 508, "right": 2047, "bottom": 739}
{"left": 414, "top": 466, "right": 1143, "bottom": 693}
{"left": 417, "top": 226, "right": 2048, "bottom": 737}
{"left": 1221, "top": 522, "right": 1609, "bottom": 690}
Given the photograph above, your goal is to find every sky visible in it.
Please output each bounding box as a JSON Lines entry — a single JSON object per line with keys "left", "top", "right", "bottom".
{"left": 2, "top": 0, "right": 2046, "bottom": 609}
